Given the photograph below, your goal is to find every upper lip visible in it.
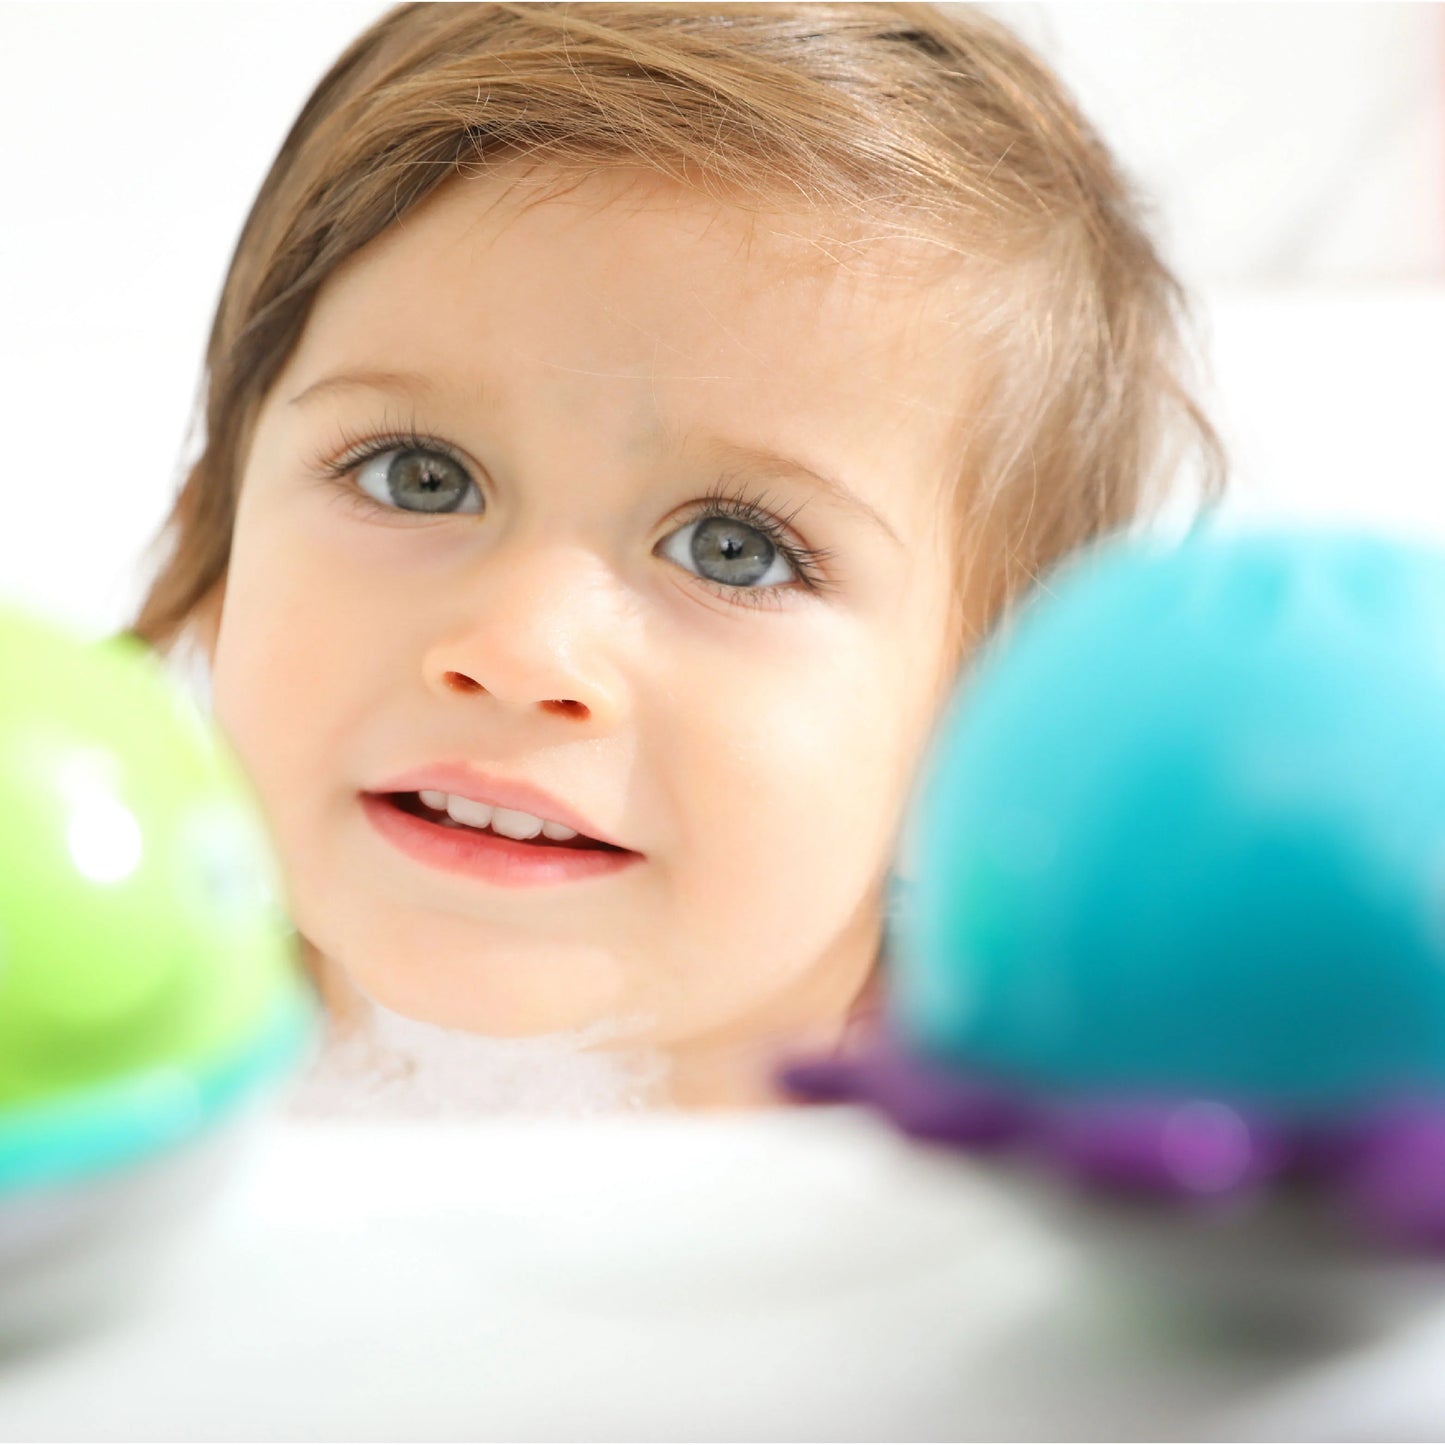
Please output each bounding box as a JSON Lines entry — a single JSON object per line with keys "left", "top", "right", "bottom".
{"left": 367, "top": 764, "right": 634, "bottom": 852}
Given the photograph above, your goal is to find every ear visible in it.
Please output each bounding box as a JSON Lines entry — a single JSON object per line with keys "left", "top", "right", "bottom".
{"left": 188, "top": 573, "right": 227, "bottom": 666}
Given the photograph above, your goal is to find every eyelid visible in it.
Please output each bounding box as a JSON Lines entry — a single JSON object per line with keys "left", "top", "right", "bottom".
{"left": 669, "top": 479, "right": 840, "bottom": 597}
{"left": 304, "top": 422, "right": 486, "bottom": 527}
{"left": 306, "top": 423, "right": 841, "bottom": 604}
{"left": 310, "top": 425, "right": 479, "bottom": 488}
{"left": 356, "top": 442, "right": 481, "bottom": 514}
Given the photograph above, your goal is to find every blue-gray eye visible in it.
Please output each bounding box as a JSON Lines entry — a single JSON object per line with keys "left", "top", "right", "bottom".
{"left": 355, "top": 447, "right": 482, "bottom": 514}
{"left": 659, "top": 514, "right": 796, "bottom": 588}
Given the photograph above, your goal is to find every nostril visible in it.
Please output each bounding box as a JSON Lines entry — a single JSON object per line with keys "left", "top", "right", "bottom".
{"left": 438, "top": 674, "right": 585, "bottom": 716}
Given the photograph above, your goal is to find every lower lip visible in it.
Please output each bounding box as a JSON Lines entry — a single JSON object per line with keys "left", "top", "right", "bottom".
{"left": 359, "top": 793, "right": 643, "bottom": 887}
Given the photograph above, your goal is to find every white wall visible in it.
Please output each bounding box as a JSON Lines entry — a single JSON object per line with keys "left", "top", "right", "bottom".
{"left": 0, "top": 0, "right": 388, "bottom": 635}
{"left": 0, "top": 2, "right": 1441, "bottom": 637}
{"left": 987, "top": 2, "right": 1445, "bottom": 286}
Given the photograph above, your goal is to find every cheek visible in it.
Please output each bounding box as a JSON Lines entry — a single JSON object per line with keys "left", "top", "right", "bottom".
{"left": 209, "top": 517, "right": 373, "bottom": 820}
{"left": 672, "top": 631, "right": 914, "bottom": 895}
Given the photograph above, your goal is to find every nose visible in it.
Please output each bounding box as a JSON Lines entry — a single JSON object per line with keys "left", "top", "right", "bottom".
{"left": 420, "top": 539, "right": 629, "bottom": 730}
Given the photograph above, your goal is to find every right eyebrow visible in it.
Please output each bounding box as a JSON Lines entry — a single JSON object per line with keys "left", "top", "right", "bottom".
{"left": 288, "top": 368, "right": 440, "bottom": 408}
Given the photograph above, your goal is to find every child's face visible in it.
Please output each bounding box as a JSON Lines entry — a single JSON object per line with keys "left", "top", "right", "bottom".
{"left": 204, "top": 164, "right": 968, "bottom": 1073}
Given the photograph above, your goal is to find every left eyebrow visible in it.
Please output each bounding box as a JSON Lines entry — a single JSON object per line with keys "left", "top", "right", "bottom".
{"left": 694, "top": 437, "right": 903, "bottom": 548}
{"left": 288, "top": 368, "right": 441, "bottom": 409}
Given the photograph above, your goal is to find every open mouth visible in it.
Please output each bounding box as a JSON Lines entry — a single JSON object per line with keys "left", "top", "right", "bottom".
{"left": 380, "top": 792, "right": 627, "bottom": 853}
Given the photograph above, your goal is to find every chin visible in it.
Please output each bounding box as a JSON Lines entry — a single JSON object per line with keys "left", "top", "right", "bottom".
{"left": 334, "top": 929, "right": 639, "bottom": 1041}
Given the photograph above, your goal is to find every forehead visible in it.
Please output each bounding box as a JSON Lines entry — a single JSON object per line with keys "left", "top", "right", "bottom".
{"left": 282, "top": 163, "right": 976, "bottom": 520}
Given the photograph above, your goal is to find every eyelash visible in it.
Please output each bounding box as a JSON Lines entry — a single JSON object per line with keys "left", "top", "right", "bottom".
{"left": 303, "top": 422, "right": 840, "bottom": 609}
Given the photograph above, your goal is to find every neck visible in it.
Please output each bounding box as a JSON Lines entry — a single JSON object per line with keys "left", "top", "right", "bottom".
{"left": 654, "top": 941, "right": 883, "bottom": 1111}
{"left": 296, "top": 930, "right": 881, "bottom": 1114}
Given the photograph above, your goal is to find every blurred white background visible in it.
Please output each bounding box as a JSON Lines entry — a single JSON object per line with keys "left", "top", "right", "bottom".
{"left": 0, "top": 1, "right": 1442, "bottom": 636}
{"left": 2, "top": 10, "right": 1444, "bottom": 1439}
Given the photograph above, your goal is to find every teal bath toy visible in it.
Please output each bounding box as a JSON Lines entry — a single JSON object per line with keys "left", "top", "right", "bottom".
{"left": 0, "top": 603, "right": 316, "bottom": 1343}
{"left": 781, "top": 528, "right": 1445, "bottom": 1251}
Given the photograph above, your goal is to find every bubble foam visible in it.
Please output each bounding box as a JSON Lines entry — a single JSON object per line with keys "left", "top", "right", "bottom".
{"left": 281, "top": 997, "right": 672, "bottom": 1119}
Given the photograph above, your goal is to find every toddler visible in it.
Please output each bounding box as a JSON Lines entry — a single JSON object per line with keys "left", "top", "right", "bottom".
{"left": 126, "top": 2, "right": 1223, "bottom": 1111}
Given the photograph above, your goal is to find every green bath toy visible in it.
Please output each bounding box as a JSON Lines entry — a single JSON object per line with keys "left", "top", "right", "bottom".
{"left": 0, "top": 602, "right": 316, "bottom": 1341}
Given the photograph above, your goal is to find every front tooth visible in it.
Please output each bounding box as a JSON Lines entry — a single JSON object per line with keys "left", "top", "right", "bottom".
{"left": 446, "top": 795, "right": 495, "bottom": 829}
{"left": 541, "top": 820, "right": 578, "bottom": 841}
{"left": 418, "top": 789, "right": 449, "bottom": 811}
{"left": 490, "top": 806, "right": 544, "bottom": 841}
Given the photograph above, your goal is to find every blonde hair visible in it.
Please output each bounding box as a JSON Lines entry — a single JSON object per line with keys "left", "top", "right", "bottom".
{"left": 127, "top": 0, "right": 1223, "bottom": 662}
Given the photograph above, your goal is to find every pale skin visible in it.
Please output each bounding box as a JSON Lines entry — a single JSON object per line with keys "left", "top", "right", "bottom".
{"left": 197, "top": 162, "right": 970, "bottom": 1109}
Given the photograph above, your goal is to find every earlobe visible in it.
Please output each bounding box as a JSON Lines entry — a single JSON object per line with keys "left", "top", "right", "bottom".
{"left": 173, "top": 575, "right": 227, "bottom": 716}
{"left": 189, "top": 574, "right": 228, "bottom": 667}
